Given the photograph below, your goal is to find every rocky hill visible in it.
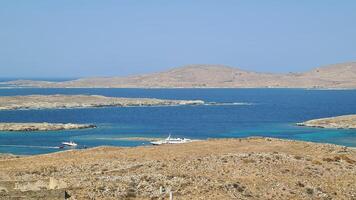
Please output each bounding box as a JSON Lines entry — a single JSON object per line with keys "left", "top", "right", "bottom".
{"left": 0, "top": 137, "right": 355, "bottom": 199}
{"left": 3, "top": 62, "right": 356, "bottom": 88}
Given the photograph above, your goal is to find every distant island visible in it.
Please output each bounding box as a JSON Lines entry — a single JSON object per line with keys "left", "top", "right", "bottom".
{"left": 0, "top": 123, "right": 95, "bottom": 131}
{"left": 297, "top": 114, "right": 356, "bottom": 129}
{"left": 2, "top": 62, "right": 356, "bottom": 89}
{"left": 0, "top": 95, "right": 204, "bottom": 110}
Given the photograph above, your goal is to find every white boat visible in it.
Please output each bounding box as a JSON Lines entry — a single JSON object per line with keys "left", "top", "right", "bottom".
{"left": 62, "top": 141, "right": 78, "bottom": 147}
{"left": 150, "top": 134, "right": 192, "bottom": 145}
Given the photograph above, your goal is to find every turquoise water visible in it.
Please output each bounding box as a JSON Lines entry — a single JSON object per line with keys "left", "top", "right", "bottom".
{"left": 0, "top": 88, "right": 355, "bottom": 155}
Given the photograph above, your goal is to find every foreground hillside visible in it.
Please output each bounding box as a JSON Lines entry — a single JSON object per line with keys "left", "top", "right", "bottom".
{"left": 0, "top": 138, "right": 355, "bottom": 199}
{"left": 3, "top": 62, "right": 356, "bottom": 88}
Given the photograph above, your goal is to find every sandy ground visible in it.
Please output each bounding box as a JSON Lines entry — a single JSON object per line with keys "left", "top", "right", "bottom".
{"left": 0, "top": 137, "right": 355, "bottom": 200}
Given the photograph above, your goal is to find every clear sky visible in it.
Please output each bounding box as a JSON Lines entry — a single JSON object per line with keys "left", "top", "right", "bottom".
{"left": 0, "top": 0, "right": 356, "bottom": 78}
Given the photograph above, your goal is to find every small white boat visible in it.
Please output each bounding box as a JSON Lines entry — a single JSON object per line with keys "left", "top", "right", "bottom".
{"left": 62, "top": 141, "right": 78, "bottom": 147}
{"left": 150, "top": 134, "right": 192, "bottom": 145}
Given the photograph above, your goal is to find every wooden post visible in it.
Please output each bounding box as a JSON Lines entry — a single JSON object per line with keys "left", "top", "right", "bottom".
{"left": 169, "top": 191, "right": 173, "bottom": 200}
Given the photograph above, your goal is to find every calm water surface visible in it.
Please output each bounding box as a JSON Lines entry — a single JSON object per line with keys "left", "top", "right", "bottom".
{"left": 0, "top": 88, "right": 355, "bottom": 155}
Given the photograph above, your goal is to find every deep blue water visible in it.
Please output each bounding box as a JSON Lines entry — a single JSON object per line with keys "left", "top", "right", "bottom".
{"left": 0, "top": 88, "right": 356, "bottom": 155}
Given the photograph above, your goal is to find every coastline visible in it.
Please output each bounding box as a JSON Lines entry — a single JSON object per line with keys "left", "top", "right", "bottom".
{"left": 0, "top": 153, "right": 22, "bottom": 160}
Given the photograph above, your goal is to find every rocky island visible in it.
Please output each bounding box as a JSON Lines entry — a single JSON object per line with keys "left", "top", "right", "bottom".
{"left": 0, "top": 137, "right": 355, "bottom": 199}
{"left": 3, "top": 62, "right": 356, "bottom": 89}
{"left": 0, "top": 95, "right": 204, "bottom": 110}
{"left": 297, "top": 114, "right": 356, "bottom": 129}
{"left": 0, "top": 123, "right": 96, "bottom": 132}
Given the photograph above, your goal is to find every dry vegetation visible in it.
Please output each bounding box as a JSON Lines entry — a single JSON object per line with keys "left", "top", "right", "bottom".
{"left": 0, "top": 137, "right": 355, "bottom": 199}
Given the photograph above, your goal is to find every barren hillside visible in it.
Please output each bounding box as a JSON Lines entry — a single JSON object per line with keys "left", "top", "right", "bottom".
{"left": 3, "top": 62, "right": 356, "bottom": 88}
{"left": 0, "top": 138, "right": 355, "bottom": 199}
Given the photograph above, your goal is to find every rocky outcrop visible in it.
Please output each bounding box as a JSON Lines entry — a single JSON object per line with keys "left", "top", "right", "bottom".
{"left": 0, "top": 95, "right": 205, "bottom": 110}
{"left": 0, "top": 137, "right": 355, "bottom": 199}
{"left": 0, "top": 153, "right": 20, "bottom": 160}
{"left": 0, "top": 123, "right": 96, "bottom": 131}
{"left": 297, "top": 114, "right": 356, "bottom": 129}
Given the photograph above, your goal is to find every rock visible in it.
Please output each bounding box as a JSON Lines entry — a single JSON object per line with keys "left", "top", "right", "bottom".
{"left": 49, "top": 178, "right": 67, "bottom": 190}
{"left": 15, "top": 180, "right": 48, "bottom": 191}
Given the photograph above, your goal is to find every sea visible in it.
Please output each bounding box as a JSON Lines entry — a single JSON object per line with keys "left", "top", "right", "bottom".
{"left": 0, "top": 86, "right": 355, "bottom": 155}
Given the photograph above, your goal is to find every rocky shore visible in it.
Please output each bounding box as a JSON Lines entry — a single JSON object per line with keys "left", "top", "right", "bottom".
{"left": 0, "top": 123, "right": 96, "bottom": 131}
{"left": 0, "top": 95, "right": 204, "bottom": 110}
{"left": 297, "top": 114, "right": 356, "bottom": 129}
{"left": 0, "top": 137, "right": 355, "bottom": 199}
{"left": 0, "top": 153, "right": 20, "bottom": 160}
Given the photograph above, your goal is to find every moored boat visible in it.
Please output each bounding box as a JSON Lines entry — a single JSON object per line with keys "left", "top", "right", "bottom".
{"left": 150, "top": 134, "right": 192, "bottom": 145}
{"left": 62, "top": 141, "right": 78, "bottom": 147}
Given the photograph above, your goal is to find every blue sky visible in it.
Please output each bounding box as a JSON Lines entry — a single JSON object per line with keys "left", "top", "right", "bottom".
{"left": 0, "top": 0, "right": 355, "bottom": 77}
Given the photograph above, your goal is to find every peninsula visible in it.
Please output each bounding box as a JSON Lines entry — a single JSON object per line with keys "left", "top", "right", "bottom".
{"left": 0, "top": 137, "right": 354, "bottom": 199}
{"left": 297, "top": 114, "right": 356, "bottom": 129}
{"left": 2, "top": 62, "right": 356, "bottom": 89}
{"left": 0, "top": 95, "right": 204, "bottom": 110}
{"left": 0, "top": 123, "right": 96, "bottom": 132}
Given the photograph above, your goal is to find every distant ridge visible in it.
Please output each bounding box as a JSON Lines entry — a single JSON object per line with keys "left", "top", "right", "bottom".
{"left": 3, "top": 62, "right": 356, "bottom": 89}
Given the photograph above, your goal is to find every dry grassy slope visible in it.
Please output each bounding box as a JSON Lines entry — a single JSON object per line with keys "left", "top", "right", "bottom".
{"left": 4, "top": 62, "right": 356, "bottom": 88}
{"left": 0, "top": 138, "right": 355, "bottom": 200}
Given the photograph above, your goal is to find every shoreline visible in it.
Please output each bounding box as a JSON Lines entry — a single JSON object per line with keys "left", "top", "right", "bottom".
{"left": 1, "top": 136, "right": 354, "bottom": 156}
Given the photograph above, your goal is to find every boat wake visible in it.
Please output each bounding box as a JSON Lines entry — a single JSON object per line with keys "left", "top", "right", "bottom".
{"left": 204, "top": 102, "right": 255, "bottom": 106}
